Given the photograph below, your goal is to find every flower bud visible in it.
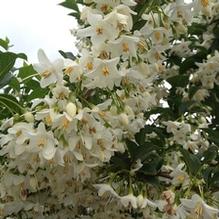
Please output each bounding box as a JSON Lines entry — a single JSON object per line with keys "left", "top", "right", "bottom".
{"left": 24, "top": 112, "right": 34, "bottom": 123}
{"left": 66, "top": 102, "right": 77, "bottom": 117}
{"left": 120, "top": 113, "right": 129, "bottom": 126}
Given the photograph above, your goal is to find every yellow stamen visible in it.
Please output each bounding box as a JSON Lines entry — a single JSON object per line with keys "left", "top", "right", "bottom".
{"left": 201, "top": 0, "right": 209, "bottom": 7}
{"left": 100, "top": 4, "right": 109, "bottom": 13}
{"left": 122, "top": 43, "right": 129, "bottom": 52}
{"left": 16, "top": 130, "right": 22, "bottom": 137}
{"left": 58, "top": 92, "right": 66, "bottom": 100}
{"left": 63, "top": 118, "right": 70, "bottom": 129}
{"left": 154, "top": 31, "right": 161, "bottom": 42}
{"left": 99, "top": 51, "right": 109, "bottom": 59}
{"left": 102, "top": 66, "right": 110, "bottom": 77}
{"left": 96, "top": 27, "right": 103, "bottom": 35}
{"left": 64, "top": 66, "right": 73, "bottom": 75}
{"left": 194, "top": 202, "right": 203, "bottom": 217}
{"left": 38, "top": 138, "right": 46, "bottom": 147}
{"left": 177, "top": 175, "right": 185, "bottom": 182}
{"left": 154, "top": 51, "right": 161, "bottom": 60}
{"left": 41, "top": 70, "right": 52, "bottom": 78}
{"left": 45, "top": 116, "right": 52, "bottom": 126}
{"left": 86, "top": 62, "right": 93, "bottom": 71}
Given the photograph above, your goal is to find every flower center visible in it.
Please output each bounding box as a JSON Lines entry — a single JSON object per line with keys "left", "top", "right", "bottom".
{"left": 86, "top": 62, "right": 93, "bottom": 71}
{"left": 58, "top": 92, "right": 66, "bottom": 100}
{"left": 63, "top": 118, "right": 70, "bottom": 129}
{"left": 177, "top": 175, "right": 185, "bottom": 182}
{"left": 102, "top": 66, "right": 110, "bottom": 77}
{"left": 38, "top": 138, "right": 46, "bottom": 147}
{"left": 201, "top": 0, "right": 209, "bottom": 7}
{"left": 64, "top": 66, "right": 73, "bottom": 75}
{"left": 41, "top": 70, "right": 52, "bottom": 78}
{"left": 122, "top": 43, "right": 129, "bottom": 52}
{"left": 193, "top": 202, "right": 203, "bottom": 217}
{"left": 154, "top": 31, "right": 161, "bottom": 42}
{"left": 45, "top": 116, "right": 52, "bottom": 126}
{"left": 100, "top": 4, "right": 109, "bottom": 13}
{"left": 96, "top": 27, "right": 103, "bottom": 35}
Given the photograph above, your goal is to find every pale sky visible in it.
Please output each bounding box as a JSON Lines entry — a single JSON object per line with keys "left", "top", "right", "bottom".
{"left": 0, "top": 0, "right": 77, "bottom": 62}
{"left": 0, "top": 0, "right": 192, "bottom": 63}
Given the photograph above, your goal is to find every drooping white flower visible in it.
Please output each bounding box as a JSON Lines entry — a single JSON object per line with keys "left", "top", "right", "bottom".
{"left": 170, "top": 163, "right": 190, "bottom": 188}
{"left": 136, "top": 194, "right": 157, "bottom": 209}
{"left": 94, "top": 184, "right": 119, "bottom": 197}
{"left": 104, "top": 5, "right": 136, "bottom": 32}
{"left": 33, "top": 49, "right": 64, "bottom": 88}
{"left": 166, "top": 0, "right": 193, "bottom": 23}
{"left": 178, "top": 194, "right": 219, "bottom": 219}
{"left": 109, "top": 35, "right": 139, "bottom": 59}
{"left": 120, "top": 193, "right": 138, "bottom": 209}
{"left": 84, "top": 57, "right": 121, "bottom": 89}
{"left": 28, "top": 122, "right": 57, "bottom": 160}
{"left": 77, "top": 13, "right": 119, "bottom": 45}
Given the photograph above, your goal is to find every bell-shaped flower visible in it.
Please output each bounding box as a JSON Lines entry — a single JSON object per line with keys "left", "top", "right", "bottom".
{"left": 179, "top": 194, "right": 219, "bottom": 219}
{"left": 33, "top": 49, "right": 64, "bottom": 88}
{"left": 120, "top": 193, "right": 138, "bottom": 209}
{"left": 28, "top": 123, "right": 57, "bottom": 160}
{"left": 84, "top": 57, "right": 121, "bottom": 89}
{"left": 109, "top": 35, "right": 139, "bottom": 59}
{"left": 94, "top": 184, "right": 119, "bottom": 198}
{"left": 77, "top": 13, "right": 118, "bottom": 46}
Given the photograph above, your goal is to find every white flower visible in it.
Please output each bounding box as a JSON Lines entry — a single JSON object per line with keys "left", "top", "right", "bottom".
{"left": 52, "top": 84, "right": 70, "bottom": 100}
{"left": 104, "top": 5, "right": 136, "bottom": 32}
{"left": 64, "top": 59, "right": 83, "bottom": 82}
{"left": 137, "top": 194, "right": 157, "bottom": 209}
{"left": 122, "top": 0, "right": 137, "bottom": 7}
{"left": 166, "top": 0, "right": 193, "bottom": 23}
{"left": 84, "top": 57, "right": 121, "bottom": 89}
{"left": 28, "top": 123, "right": 57, "bottom": 160}
{"left": 150, "top": 27, "right": 170, "bottom": 46}
{"left": 109, "top": 35, "right": 139, "bottom": 59}
{"left": 33, "top": 49, "right": 64, "bottom": 88}
{"left": 170, "top": 163, "right": 190, "bottom": 188}
{"left": 193, "top": 0, "right": 213, "bottom": 16}
{"left": 94, "top": 184, "right": 119, "bottom": 197}
{"left": 77, "top": 13, "right": 118, "bottom": 45}
{"left": 179, "top": 194, "right": 219, "bottom": 219}
{"left": 120, "top": 193, "right": 138, "bottom": 209}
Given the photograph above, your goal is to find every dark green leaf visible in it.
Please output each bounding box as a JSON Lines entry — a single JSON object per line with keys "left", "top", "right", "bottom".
{"left": 0, "top": 94, "right": 24, "bottom": 115}
{"left": 179, "top": 148, "right": 202, "bottom": 175}
{"left": 59, "top": 50, "right": 76, "bottom": 60}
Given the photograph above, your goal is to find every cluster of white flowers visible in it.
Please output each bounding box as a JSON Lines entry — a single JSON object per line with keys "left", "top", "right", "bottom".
{"left": 164, "top": 118, "right": 209, "bottom": 153}
{"left": 0, "top": 0, "right": 219, "bottom": 218}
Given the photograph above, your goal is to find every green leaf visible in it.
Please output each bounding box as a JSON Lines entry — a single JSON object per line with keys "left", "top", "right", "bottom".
{"left": 18, "top": 64, "right": 38, "bottom": 81}
{"left": 188, "top": 23, "right": 207, "bottom": 35}
{"left": 110, "top": 152, "right": 131, "bottom": 171}
{"left": 59, "top": 50, "right": 76, "bottom": 60}
{"left": 167, "top": 75, "right": 189, "bottom": 87}
{"left": 0, "top": 51, "right": 27, "bottom": 81}
{"left": 203, "top": 128, "right": 219, "bottom": 146}
{"left": 0, "top": 37, "right": 10, "bottom": 50}
{"left": 26, "top": 86, "right": 49, "bottom": 101}
{"left": 0, "top": 72, "right": 13, "bottom": 89}
{"left": 59, "top": 0, "right": 79, "bottom": 12}
{"left": 0, "top": 94, "right": 24, "bottom": 115}
{"left": 9, "top": 77, "right": 20, "bottom": 92}
{"left": 140, "top": 153, "right": 163, "bottom": 175}
{"left": 179, "top": 148, "right": 202, "bottom": 175}
{"left": 201, "top": 146, "right": 218, "bottom": 164}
